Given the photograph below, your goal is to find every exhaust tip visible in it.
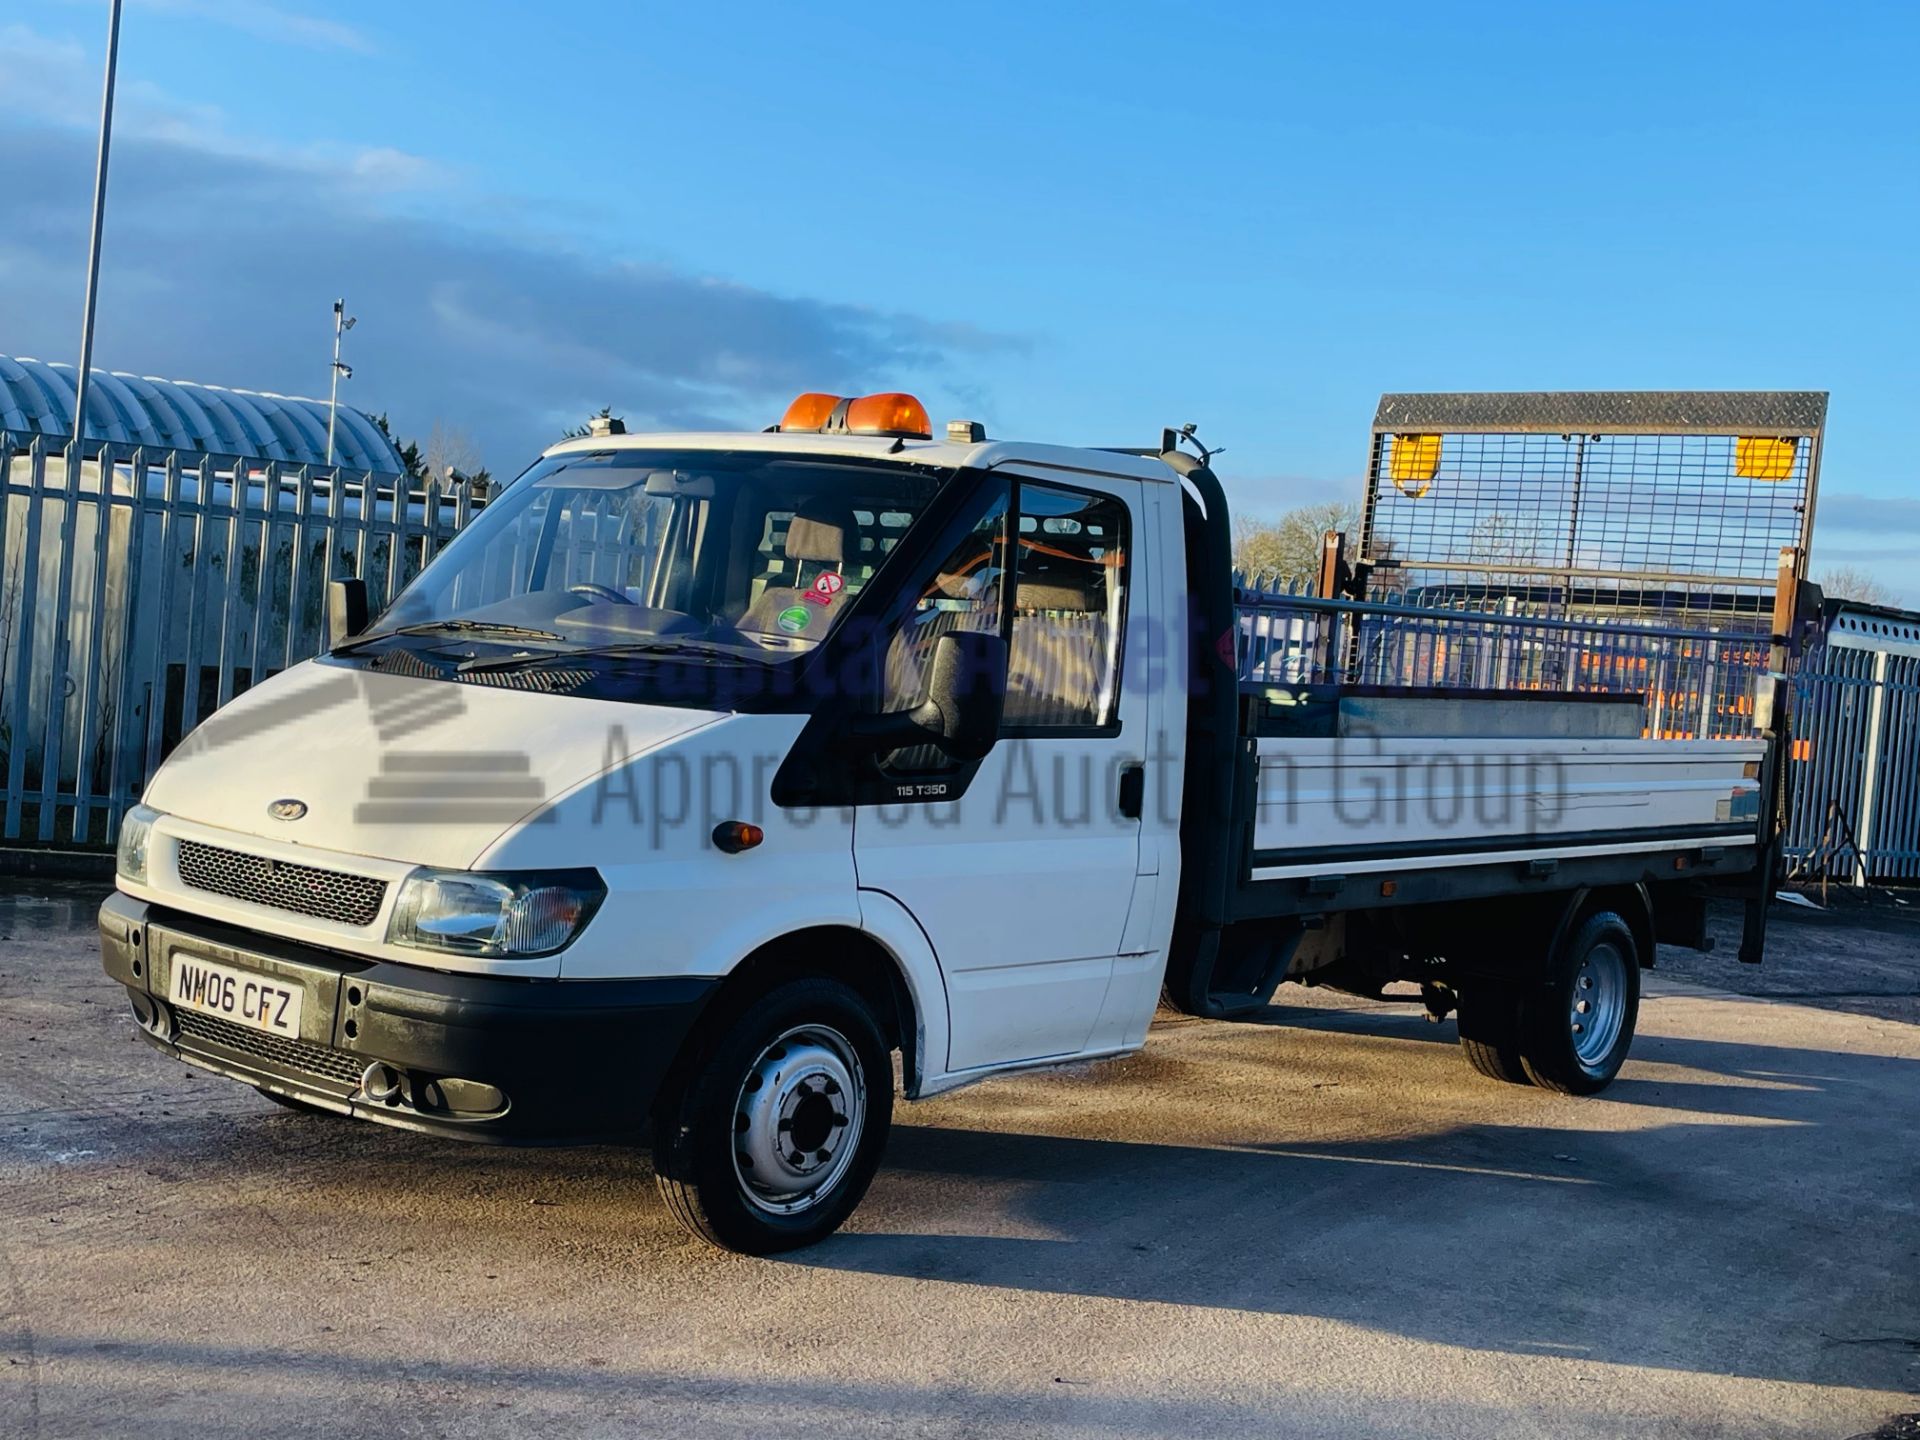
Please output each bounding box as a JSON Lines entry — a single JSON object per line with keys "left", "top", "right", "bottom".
{"left": 360, "top": 1062, "right": 403, "bottom": 1105}
{"left": 130, "top": 993, "right": 176, "bottom": 1041}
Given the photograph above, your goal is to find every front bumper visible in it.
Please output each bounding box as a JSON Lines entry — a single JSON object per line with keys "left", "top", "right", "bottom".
{"left": 100, "top": 892, "right": 718, "bottom": 1144}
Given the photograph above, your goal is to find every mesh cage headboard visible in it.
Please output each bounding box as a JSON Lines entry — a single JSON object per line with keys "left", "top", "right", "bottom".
{"left": 1358, "top": 391, "right": 1827, "bottom": 626}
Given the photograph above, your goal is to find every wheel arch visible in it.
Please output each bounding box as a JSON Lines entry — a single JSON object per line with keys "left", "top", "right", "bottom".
{"left": 1550, "top": 884, "right": 1655, "bottom": 973}
{"left": 661, "top": 924, "right": 934, "bottom": 1110}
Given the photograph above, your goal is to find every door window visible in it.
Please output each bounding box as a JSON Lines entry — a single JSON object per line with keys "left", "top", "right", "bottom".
{"left": 1006, "top": 483, "right": 1129, "bottom": 731}
{"left": 881, "top": 485, "right": 1010, "bottom": 713}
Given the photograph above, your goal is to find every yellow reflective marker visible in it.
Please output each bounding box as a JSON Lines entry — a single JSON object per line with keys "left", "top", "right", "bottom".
{"left": 1734, "top": 436, "right": 1797, "bottom": 481}
{"left": 1389, "top": 433, "right": 1441, "bottom": 497}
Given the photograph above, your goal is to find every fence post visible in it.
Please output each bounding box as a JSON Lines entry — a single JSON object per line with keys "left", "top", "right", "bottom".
{"left": 1852, "top": 648, "right": 1891, "bottom": 887}
{"left": 1699, "top": 638, "right": 1719, "bottom": 739}
{"left": 213, "top": 457, "right": 249, "bottom": 708}
{"left": 68, "top": 443, "right": 122, "bottom": 842}
{"left": 1, "top": 438, "right": 51, "bottom": 840}
{"left": 1315, "top": 530, "right": 1345, "bottom": 683}
{"left": 283, "top": 464, "right": 314, "bottom": 671}
{"left": 36, "top": 444, "right": 91, "bottom": 841}
{"left": 104, "top": 447, "right": 151, "bottom": 835}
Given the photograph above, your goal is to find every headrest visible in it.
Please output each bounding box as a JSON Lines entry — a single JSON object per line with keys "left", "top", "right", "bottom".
{"left": 784, "top": 508, "right": 848, "bottom": 564}
{"left": 1016, "top": 580, "right": 1098, "bottom": 613}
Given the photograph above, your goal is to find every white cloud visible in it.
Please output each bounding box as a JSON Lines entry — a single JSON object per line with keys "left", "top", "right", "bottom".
{"left": 0, "top": 15, "right": 1017, "bottom": 468}
{"left": 1, "top": 20, "right": 446, "bottom": 195}
{"left": 0, "top": 23, "right": 94, "bottom": 128}
{"left": 0, "top": 81, "right": 1015, "bottom": 469}
{"left": 50, "top": 0, "right": 375, "bottom": 54}
{"left": 153, "top": 0, "right": 374, "bottom": 53}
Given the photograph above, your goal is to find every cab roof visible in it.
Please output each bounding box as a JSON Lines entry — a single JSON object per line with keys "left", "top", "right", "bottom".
{"left": 540, "top": 428, "right": 1182, "bottom": 485}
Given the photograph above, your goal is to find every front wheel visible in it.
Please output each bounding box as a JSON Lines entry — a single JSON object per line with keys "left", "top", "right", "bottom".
{"left": 653, "top": 977, "right": 893, "bottom": 1254}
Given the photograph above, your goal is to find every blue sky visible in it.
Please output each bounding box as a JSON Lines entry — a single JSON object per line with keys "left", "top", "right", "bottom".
{"left": 3, "top": 0, "right": 1916, "bottom": 595}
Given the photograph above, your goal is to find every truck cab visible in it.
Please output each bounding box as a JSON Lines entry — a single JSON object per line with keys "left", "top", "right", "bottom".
{"left": 101, "top": 393, "right": 1195, "bottom": 1251}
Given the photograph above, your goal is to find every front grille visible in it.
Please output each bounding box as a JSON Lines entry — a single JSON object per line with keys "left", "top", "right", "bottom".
{"left": 175, "top": 1008, "right": 365, "bottom": 1090}
{"left": 176, "top": 839, "right": 386, "bottom": 927}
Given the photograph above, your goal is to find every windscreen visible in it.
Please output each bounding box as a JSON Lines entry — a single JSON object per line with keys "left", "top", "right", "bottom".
{"left": 368, "top": 448, "right": 949, "bottom": 663}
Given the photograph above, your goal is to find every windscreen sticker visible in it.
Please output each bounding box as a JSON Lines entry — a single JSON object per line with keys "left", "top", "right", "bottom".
{"left": 804, "top": 571, "right": 845, "bottom": 606}
{"left": 777, "top": 605, "right": 812, "bottom": 634}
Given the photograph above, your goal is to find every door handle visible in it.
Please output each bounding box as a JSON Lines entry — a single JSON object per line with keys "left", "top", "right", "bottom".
{"left": 1117, "top": 762, "right": 1145, "bottom": 820}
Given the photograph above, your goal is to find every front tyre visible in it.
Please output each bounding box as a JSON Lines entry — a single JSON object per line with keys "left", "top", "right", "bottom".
{"left": 653, "top": 977, "right": 893, "bottom": 1254}
{"left": 1519, "top": 910, "right": 1641, "bottom": 1095}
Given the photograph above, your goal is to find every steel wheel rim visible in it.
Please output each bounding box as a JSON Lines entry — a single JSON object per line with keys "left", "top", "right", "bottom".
{"left": 1570, "top": 940, "right": 1628, "bottom": 1068}
{"left": 731, "top": 1024, "right": 866, "bottom": 1217}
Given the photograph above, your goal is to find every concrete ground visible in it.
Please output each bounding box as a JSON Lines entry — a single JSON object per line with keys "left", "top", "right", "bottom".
{"left": 2, "top": 881, "right": 1916, "bottom": 1439}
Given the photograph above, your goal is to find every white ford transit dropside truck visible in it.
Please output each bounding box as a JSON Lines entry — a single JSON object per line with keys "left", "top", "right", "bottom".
{"left": 100, "top": 393, "right": 1788, "bottom": 1252}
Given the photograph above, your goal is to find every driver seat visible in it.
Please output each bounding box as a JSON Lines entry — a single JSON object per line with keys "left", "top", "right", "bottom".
{"left": 739, "top": 505, "right": 854, "bottom": 640}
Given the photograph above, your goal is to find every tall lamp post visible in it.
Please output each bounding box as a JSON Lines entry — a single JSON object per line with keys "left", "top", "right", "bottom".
{"left": 325, "top": 299, "right": 356, "bottom": 465}
{"left": 70, "top": 0, "right": 125, "bottom": 458}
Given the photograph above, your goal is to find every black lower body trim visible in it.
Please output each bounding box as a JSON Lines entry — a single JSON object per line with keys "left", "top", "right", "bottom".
{"left": 100, "top": 892, "right": 718, "bottom": 1145}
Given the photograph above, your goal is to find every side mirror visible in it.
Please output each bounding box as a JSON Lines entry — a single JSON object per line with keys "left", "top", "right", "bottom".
{"left": 849, "top": 630, "right": 1007, "bottom": 763}
{"left": 328, "top": 578, "right": 369, "bottom": 649}
{"left": 915, "top": 629, "right": 1008, "bottom": 762}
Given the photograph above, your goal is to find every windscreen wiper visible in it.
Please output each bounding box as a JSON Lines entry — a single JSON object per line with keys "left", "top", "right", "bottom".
{"left": 457, "top": 639, "right": 757, "bottom": 675}
{"left": 334, "top": 619, "right": 566, "bottom": 655}
{"left": 392, "top": 620, "right": 566, "bottom": 641}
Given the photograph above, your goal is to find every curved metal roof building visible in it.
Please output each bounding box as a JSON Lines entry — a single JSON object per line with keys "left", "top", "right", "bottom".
{"left": 0, "top": 354, "right": 404, "bottom": 473}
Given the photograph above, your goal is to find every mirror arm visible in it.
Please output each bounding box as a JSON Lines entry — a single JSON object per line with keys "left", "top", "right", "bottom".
{"left": 841, "top": 709, "right": 940, "bottom": 755}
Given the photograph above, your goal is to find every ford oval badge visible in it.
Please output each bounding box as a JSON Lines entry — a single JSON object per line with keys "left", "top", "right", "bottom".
{"left": 267, "top": 798, "right": 308, "bottom": 822}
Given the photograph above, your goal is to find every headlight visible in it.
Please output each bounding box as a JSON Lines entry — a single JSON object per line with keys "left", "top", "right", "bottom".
{"left": 388, "top": 868, "right": 606, "bottom": 958}
{"left": 117, "top": 804, "right": 161, "bottom": 883}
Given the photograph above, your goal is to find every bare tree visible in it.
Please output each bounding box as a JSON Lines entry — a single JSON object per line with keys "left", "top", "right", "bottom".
{"left": 1470, "top": 512, "right": 1547, "bottom": 569}
{"left": 1232, "top": 500, "right": 1359, "bottom": 581}
{"left": 423, "top": 420, "right": 485, "bottom": 488}
{"left": 1817, "top": 565, "right": 1900, "bottom": 608}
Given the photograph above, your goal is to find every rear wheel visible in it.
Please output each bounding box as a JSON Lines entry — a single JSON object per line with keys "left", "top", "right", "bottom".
{"left": 1456, "top": 981, "right": 1528, "bottom": 1084}
{"left": 653, "top": 977, "right": 893, "bottom": 1254}
{"left": 1518, "top": 910, "right": 1640, "bottom": 1095}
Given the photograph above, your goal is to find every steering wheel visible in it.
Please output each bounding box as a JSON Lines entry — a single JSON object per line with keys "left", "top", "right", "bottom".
{"left": 567, "top": 583, "right": 635, "bottom": 605}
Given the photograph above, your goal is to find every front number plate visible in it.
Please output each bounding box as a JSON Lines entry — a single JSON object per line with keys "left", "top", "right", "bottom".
{"left": 168, "top": 956, "right": 304, "bottom": 1037}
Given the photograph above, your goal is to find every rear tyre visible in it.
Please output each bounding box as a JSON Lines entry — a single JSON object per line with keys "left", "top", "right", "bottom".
{"left": 653, "top": 977, "right": 893, "bottom": 1255}
{"left": 1456, "top": 981, "right": 1529, "bottom": 1084}
{"left": 1518, "top": 910, "right": 1640, "bottom": 1096}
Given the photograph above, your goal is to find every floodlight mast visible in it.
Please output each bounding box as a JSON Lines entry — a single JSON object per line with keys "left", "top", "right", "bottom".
{"left": 325, "top": 299, "right": 357, "bottom": 465}
{"left": 70, "top": 0, "right": 124, "bottom": 459}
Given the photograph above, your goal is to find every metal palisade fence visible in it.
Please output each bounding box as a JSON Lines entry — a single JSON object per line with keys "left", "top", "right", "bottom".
{"left": 0, "top": 432, "right": 480, "bottom": 848}
{"left": 1787, "top": 607, "right": 1920, "bottom": 885}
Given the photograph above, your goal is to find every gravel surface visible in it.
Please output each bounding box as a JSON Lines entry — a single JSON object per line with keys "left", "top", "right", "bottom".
{"left": 2, "top": 881, "right": 1916, "bottom": 1438}
{"left": 1656, "top": 890, "right": 1920, "bottom": 1025}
